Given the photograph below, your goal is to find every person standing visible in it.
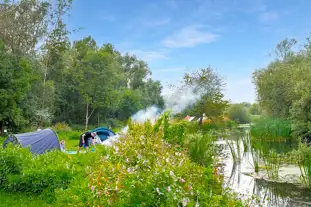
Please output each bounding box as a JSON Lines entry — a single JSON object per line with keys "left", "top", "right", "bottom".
{"left": 77, "top": 131, "right": 96, "bottom": 153}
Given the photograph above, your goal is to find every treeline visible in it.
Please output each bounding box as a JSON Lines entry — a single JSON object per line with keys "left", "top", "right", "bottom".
{"left": 253, "top": 36, "right": 311, "bottom": 140}
{"left": 0, "top": 0, "right": 164, "bottom": 133}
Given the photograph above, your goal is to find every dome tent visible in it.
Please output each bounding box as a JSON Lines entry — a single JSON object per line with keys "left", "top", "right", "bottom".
{"left": 3, "top": 128, "right": 61, "bottom": 154}
{"left": 90, "top": 127, "right": 116, "bottom": 142}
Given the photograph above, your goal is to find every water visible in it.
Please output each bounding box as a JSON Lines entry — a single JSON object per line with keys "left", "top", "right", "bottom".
{"left": 215, "top": 137, "right": 311, "bottom": 207}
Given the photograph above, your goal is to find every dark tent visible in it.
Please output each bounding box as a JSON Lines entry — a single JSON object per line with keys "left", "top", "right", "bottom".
{"left": 3, "top": 128, "right": 61, "bottom": 154}
{"left": 91, "top": 127, "right": 116, "bottom": 142}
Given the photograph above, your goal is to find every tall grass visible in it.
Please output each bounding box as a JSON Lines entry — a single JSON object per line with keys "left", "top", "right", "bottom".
{"left": 290, "top": 142, "right": 311, "bottom": 187}
{"left": 250, "top": 118, "right": 292, "bottom": 141}
{"left": 185, "top": 133, "right": 216, "bottom": 166}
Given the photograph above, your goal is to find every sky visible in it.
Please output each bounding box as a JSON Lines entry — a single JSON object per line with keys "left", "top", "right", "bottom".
{"left": 66, "top": 0, "right": 311, "bottom": 103}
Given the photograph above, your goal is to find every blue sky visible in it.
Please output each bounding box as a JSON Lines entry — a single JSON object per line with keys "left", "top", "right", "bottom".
{"left": 66, "top": 0, "right": 311, "bottom": 103}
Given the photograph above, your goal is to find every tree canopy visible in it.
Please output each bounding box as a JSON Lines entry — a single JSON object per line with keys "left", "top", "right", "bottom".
{"left": 0, "top": 0, "right": 165, "bottom": 132}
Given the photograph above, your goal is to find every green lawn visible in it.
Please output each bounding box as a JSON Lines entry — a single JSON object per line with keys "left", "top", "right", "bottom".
{"left": 0, "top": 191, "right": 53, "bottom": 207}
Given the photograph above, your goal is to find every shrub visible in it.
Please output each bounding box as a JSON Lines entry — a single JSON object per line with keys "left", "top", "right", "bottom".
{"left": 56, "top": 115, "right": 243, "bottom": 206}
{"left": 0, "top": 144, "right": 31, "bottom": 185}
{"left": 53, "top": 122, "right": 72, "bottom": 132}
{"left": 184, "top": 133, "right": 216, "bottom": 166}
{"left": 0, "top": 143, "right": 108, "bottom": 203}
{"left": 227, "top": 104, "right": 251, "bottom": 124}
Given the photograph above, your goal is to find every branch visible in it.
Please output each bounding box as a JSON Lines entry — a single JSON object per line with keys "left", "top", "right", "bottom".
{"left": 87, "top": 107, "right": 95, "bottom": 119}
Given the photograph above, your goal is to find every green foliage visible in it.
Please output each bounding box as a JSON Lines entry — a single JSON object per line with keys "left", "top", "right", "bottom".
{"left": 248, "top": 103, "right": 261, "bottom": 115}
{"left": 57, "top": 130, "right": 81, "bottom": 140}
{"left": 253, "top": 35, "right": 311, "bottom": 139}
{"left": 185, "top": 133, "right": 216, "bottom": 166}
{"left": 290, "top": 142, "right": 311, "bottom": 188}
{"left": 55, "top": 116, "right": 243, "bottom": 207}
{"left": 179, "top": 67, "right": 227, "bottom": 125}
{"left": 250, "top": 117, "right": 292, "bottom": 141}
{"left": 0, "top": 141, "right": 108, "bottom": 203}
{"left": 0, "top": 190, "right": 51, "bottom": 207}
{"left": 0, "top": 46, "right": 34, "bottom": 131}
{"left": 227, "top": 104, "right": 251, "bottom": 124}
{"left": 53, "top": 122, "right": 72, "bottom": 131}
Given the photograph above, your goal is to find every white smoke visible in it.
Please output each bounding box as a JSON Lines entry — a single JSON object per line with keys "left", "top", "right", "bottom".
{"left": 119, "top": 86, "right": 202, "bottom": 134}
{"left": 131, "top": 105, "right": 160, "bottom": 124}
{"left": 162, "top": 86, "right": 200, "bottom": 114}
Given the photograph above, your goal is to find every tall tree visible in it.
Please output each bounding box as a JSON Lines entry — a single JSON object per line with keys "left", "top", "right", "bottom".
{"left": 181, "top": 67, "right": 225, "bottom": 125}
{"left": 0, "top": 42, "right": 34, "bottom": 133}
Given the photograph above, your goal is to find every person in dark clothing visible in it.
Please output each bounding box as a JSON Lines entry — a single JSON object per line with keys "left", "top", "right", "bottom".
{"left": 77, "top": 131, "right": 96, "bottom": 153}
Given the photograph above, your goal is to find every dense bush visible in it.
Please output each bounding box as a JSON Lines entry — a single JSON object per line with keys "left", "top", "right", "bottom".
{"left": 227, "top": 104, "right": 251, "bottom": 124}
{"left": 0, "top": 143, "right": 108, "bottom": 203}
{"left": 53, "top": 122, "right": 72, "bottom": 132}
{"left": 0, "top": 145, "right": 73, "bottom": 201}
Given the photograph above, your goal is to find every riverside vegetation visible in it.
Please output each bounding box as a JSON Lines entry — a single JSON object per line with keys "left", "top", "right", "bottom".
{"left": 0, "top": 114, "right": 246, "bottom": 207}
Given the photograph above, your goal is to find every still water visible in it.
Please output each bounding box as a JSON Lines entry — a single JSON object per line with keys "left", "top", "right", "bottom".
{"left": 215, "top": 138, "right": 311, "bottom": 207}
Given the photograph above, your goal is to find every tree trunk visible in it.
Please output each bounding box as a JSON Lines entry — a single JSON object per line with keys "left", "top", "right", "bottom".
{"left": 85, "top": 103, "right": 89, "bottom": 131}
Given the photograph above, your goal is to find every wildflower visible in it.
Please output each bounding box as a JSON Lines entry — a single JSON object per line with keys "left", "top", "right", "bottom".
{"left": 166, "top": 186, "right": 171, "bottom": 192}
{"left": 156, "top": 187, "right": 163, "bottom": 195}
{"left": 91, "top": 186, "right": 95, "bottom": 191}
{"left": 180, "top": 178, "right": 185, "bottom": 183}
{"left": 195, "top": 202, "right": 200, "bottom": 207}
{"left": 125, "top": 158, "right": 129, "bottom": 163}
{"left": 182, "top": 198, "right": 190, "bottom": 206}
{"left": 170, "top": 171, "right": 175, "bottom": 177}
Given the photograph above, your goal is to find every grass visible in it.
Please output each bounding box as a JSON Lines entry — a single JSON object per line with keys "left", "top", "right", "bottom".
{"left": 290, "top": 142, "right": 311, "bottom": 188}
{"left": 250, "top": 117, "right": 292, "bottom": 141}
{"left": 0, "top": 191, "right": 53, "bottom": 207}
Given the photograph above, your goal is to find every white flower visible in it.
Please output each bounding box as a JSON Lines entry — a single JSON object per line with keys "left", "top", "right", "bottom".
{"left": 166, "top": 186, "right": 171, "bottom": 192}
{"left": 170, "top": 171, "right": 175, "bottom": 177}
{"left": 182, "top": 198, "right": 190, "bottom": 206}
{"left": 195, "top": 202, "right": 200, "bottom": 207}
{"left": 156, "top": 187, "right": 163, "bottom": 195}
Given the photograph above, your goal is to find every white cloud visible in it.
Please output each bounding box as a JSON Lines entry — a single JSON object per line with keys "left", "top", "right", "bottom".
{"left": 162, "top": 25, "right": 218, "bottom": 48}
{"left": 141, "top": 18, "right": 170, "bottom": 27}
{"left": 128, "top": 49, "right": 169, "bottom": 62}
{"left": 259, "top": 11, "right": 279, "bottom": 24}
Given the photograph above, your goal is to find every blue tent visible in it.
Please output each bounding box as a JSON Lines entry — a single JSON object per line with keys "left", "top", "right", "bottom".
{"left": 3, "top": 128, "right": 61, "bottom": 154}
{"left": 90, "top": 127, "right": 116, "bottom": 142}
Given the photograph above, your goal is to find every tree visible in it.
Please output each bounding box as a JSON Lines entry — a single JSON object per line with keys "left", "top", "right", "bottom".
{"left": 0, "top": 43, "right": 34, "bottom": 133}
{"left": 227, "top": 104, "right": 251, "bottom": 124}
{"left": 181, "top": 67, "right": 225, "bottom": 125}
{"left": 249, "top": 103, "right": 261, "bottom": 115}
{"left": 253, "top": 35, "right": 311, "bottom": 139}
{"left": 0, "top": 0, "right": 49, "bottom": 54}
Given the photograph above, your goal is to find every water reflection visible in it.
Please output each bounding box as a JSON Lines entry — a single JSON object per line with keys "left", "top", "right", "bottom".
{"left": 216, "top": 139, "right": 311, "bottom": 207}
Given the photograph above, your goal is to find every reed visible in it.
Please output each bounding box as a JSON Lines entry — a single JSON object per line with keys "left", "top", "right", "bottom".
{"left": 250, "top": 118, "right": 292, "bottom": 142}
